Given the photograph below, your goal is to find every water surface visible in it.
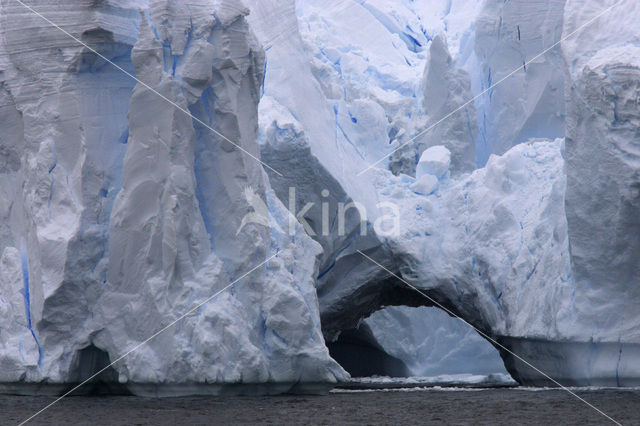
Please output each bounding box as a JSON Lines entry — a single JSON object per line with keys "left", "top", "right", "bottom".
{"left": 3, "top": 387, "right": 639, "bottom": 425}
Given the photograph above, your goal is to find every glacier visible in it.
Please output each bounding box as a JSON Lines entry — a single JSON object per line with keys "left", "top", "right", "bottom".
{"left": 0, "top": 0, "right": 345, "bottom": 395}
{"left": 250, "top": 0, "right": 640, "bottom": 386}
{"left": 0, "top": 0, "right": 639, "bottom": 395}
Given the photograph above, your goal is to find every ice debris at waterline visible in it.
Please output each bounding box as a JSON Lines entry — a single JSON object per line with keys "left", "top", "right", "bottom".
{"left": 0, "top": 0, "right": 639, "bottom": 395}
{"left": 335, "top": 374, "right": 517, "bottom": 391}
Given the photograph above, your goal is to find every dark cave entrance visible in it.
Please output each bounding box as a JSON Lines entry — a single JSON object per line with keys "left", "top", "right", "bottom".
{"left": 320, "top": 275, "right": 427, "bottom": 378}
{"left": 67, "top": 344, "right": 131, "bottom": 395}
{"left": 327, "top": 322, "right": 409, "bottom": 377}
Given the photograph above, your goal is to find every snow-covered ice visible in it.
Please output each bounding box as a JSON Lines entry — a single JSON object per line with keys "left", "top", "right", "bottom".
{"left": 0, "top": 0, "right": 345, "bottom": 394}
{"left": 1, "top": 0, "right": 639, "bottom": 394}
{"left": 416, "top": 145, "right": 452, "bottom": 180}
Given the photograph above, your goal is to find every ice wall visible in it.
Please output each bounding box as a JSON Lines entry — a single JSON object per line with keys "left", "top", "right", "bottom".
{"left": 0, "top": 0, "right": 345, "bottom": 394}
{"left": 1, "top": 0, "right": 639, "bottom": 392}
{"left": 245, "top": 0, "right": 399, "bottom": 341}
{"left": 473, "top": 0, "right": 566, "bottom": 165}
{"left": 248, "top": 0, "right": 640, "bottom": 385}
{"left": 562, "top": 0, "right": 640, "bottom": 344}
{"left": 391, "top": 35, "right": 477, "bottom": 176}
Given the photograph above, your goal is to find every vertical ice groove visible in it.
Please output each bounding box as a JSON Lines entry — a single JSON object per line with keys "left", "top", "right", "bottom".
{"left": 20, "top": 249, "right": 42, "bottom": 367}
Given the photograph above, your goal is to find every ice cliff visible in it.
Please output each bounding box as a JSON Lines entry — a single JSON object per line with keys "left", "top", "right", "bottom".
{"left": 249, "top": 0, "right": 640, "bottom": 386}
{"left": 0, "top": 0, "right": 344, "bottom": 395}
{"left": 0, "top": 0, "right": 639, "bottom": 394}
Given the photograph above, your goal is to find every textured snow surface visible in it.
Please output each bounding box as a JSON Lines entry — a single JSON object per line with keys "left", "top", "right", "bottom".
{"left": 0, "top": 0, "right": 345, "bottom": 392}
{"left": 1, "top": 0, "right": 639, "bottom": 392}
{"left": 471, "top": 0, "right": 567, "bottom": 166}
{"left": 372, "top": 139, "right": 571, "bottom": 340}
{"left": 562, "top": 0, "right": 640, "bottom": 343}
{"left": 249, "top": 0, "right": 639, "bottom": 386}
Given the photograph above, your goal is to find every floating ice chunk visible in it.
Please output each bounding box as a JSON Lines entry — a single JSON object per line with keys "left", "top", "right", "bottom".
{"left": 416, "top": 145, "right": 451, "bottom": 180}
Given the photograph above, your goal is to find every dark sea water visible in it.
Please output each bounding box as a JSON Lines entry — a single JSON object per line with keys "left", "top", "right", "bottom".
{"left": 2, "top": 387, "right": 639, "bottom": 425}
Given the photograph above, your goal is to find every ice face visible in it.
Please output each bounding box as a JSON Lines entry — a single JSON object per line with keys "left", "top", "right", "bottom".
{"left": 332, "top": 139, "right": 571, "bottom": 343}
{"left": 1, "top": 0, "right": 639, "bottom": 393}
{"left": 472, "top": 0, "right": 567, "bottom": 166}
{"left": 391, "top": 35, "right": 477, "bottom": 176}
{"left": 562, "top": 0, "right": 640, "bottom": 344}
{"left": 0, "top": 0, "right": 345, "bottom": 393}
{"left": 250, "top": 0, "right": 640, "bottom": 386}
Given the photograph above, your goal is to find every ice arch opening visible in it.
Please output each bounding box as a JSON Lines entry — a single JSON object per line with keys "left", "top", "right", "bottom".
{"left": 365, "top": 306, "right": 510, "bottom": 377}
{"left": 318, "top": 271, "right": 511, "bottom": 380}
